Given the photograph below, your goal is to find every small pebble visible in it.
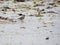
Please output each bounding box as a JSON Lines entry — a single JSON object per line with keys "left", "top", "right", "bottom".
{"left": 12, "top": 9, "right": 15, "bottom": 12}
{"left": 56, "top": 44, "right": 59, "bottom": 45}
{"left": 46, "top": 6, "right": 53, "bottom": 9}
{"left": 43, "top": 25, "right": 47, "bottom": 27}
{"left": 50, "top": 31, "right": 53, "bottom": 32}
{"left": 37, "top": 27, "right": 40, "bottom": 29}
{"left": 20, "top": 27, "right": 26, "bottom": 29}
{"left": 45, "top": 37, "right": 49, "bottom": 40}
{"left": 41, "top": 9, "right": 45, "bottom": 11}
{"left": 29, "top": 15, "right": 34, "bottom": 16}
{"left": 49, "top": 3, "right": 55, "bottom": 5}
{"left": 4, "top": 18, "right": 8, "bottom": 20}
{"left": 0, "top": 30, "right": 4, "bottom": 33}
{"left": 2, "top": 9, "right": 5, "bottom": 11}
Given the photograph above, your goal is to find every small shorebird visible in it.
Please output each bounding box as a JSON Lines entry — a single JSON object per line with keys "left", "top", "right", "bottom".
{"left": 18, "top": 14, "right": 25, "bottom": 21}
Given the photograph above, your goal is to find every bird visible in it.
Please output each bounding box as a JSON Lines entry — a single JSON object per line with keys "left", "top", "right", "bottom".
{"left": 18, "top": 15, "right": 25, "bottom": 21}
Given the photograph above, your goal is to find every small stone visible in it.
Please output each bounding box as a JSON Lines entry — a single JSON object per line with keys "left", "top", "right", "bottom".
{"left": 49, "top": 3, "right": 55, "bottom": 5}
{"left": 58, "top": 1, "right": 60, "bottom": 5}
{"left": 46, "top": 6, "right": 53, "bottom": 9}
{"left": 0, "top": 30, "right": 4, "bottom": 33}
{"left": 50, "top": 31, "right": 53, "bottom": 32}
{"left": 29, "top": 15, "right": 34, "bottom": 16}
{"left": 56, "top": 44, "right": 59, "bottom": 45}
{"left": 41, "top": 9, "right": 45, "bottom": 11}
{"left": 2, "top": 9, "right": 5, "bottom": 11}
{"left": 12, "top": 9, "right": 15, "bottom": 12}
{"left": 37, "top": 27, "right": 40, "bottom": 29}
{"left": 20, "top": 27, "right": 26, "bottom": 29}
{"left": 4, "top": 18, "right": 8, "bottom": 20}
{"left": 3, "top": 12, "right": 6, "bottom": 14}
{"left": 43, "top": 25, "right": 47, "bottom": 27}
{"left": 45, "top": 37, "right": 49, "bottom": 40}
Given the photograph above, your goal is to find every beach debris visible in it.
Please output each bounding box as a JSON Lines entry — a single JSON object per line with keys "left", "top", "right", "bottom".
{"left": 43, "top": 25, "right": 47, "bottom": 27}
